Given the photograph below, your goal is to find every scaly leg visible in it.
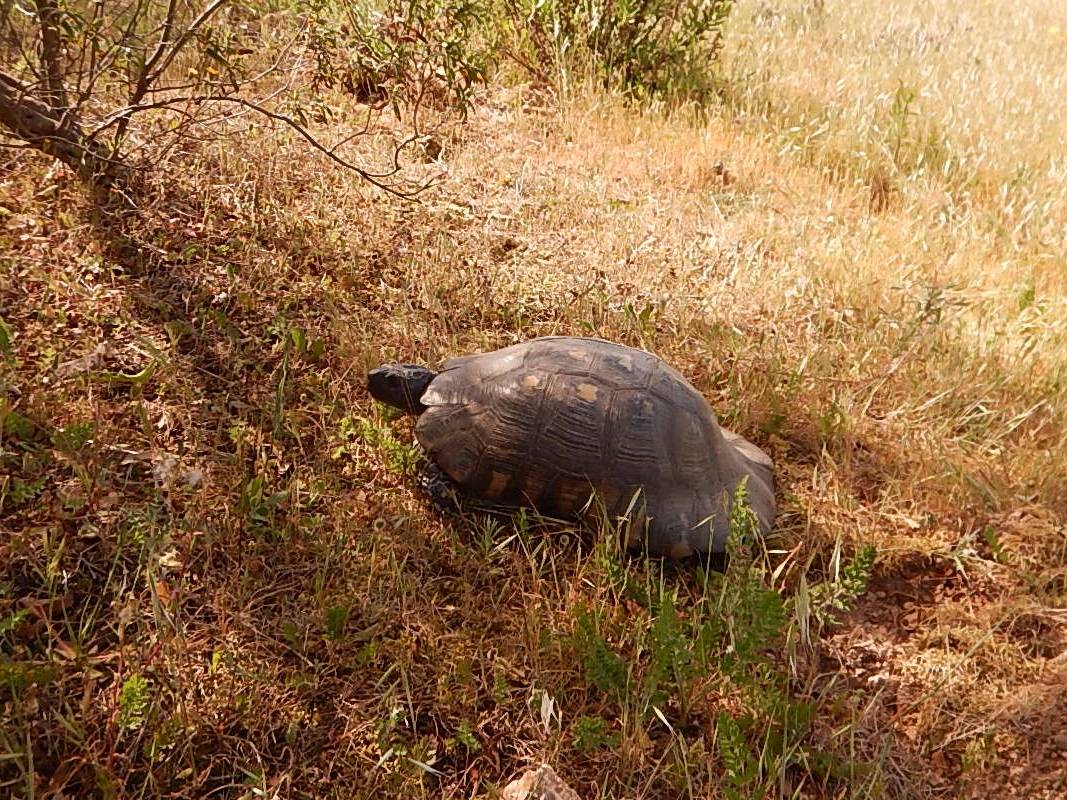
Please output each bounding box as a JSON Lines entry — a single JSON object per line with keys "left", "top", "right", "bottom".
{"left": 418, "top": 460, "right": 462, "bottom": 515}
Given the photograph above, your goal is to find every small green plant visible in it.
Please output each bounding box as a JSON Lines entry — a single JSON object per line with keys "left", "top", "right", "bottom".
{"left": 0, "top": 315, "right": 12, "bottom": 361}
{"left": 492, "top": 666, "right": 510, "bottom": 704}
{"left": 642, "top": 587, "right": 696, "bottom": 715}
{"left": 1, "top": 410, "right": 43, "bottom": 445}
{"left": 0, "top": 660, "right": 58, "bottom": 692}
{"left": 324, "top": 605, "right": 349, "bottom": 640}
{"left": 887, "top": 83, "right": 918, "bottom": 165}
{"left": 573, "top": 607, "right": 629, "bottom": 703}
{"left": 567, "top": 483, "right": 845, "bottom": 795}
{"left": 118, "top": 674, "right": 152, "bottom": 729}
{"left": 239, "top": 474, "right": 290, "bottom": 534}
{"left": 1017, "top": 283, "right": 1036, "bottom": 312}
{"left": 623, "top": 300, "right": 659, "bottom": 340}
{"left": 715, "top": 712, "right": 759, "bottom": 800}
{"left": 289, "top": 327, "right": 326, "bottom": 364}
{"left": 281, "top": 621, "right": 302, "bottom": 650}
{"left": 571, "top": 715, "right": 621, "bottom": 751}
{"left": 0, "top": 609, "right": 29, "bottom": 637}
{"left": 961, "top": 730, "right": 997, "bottom": 774}
{"left": 807, "top": 542, "right": 877, "bottom": 626}
{"left": 982, "top": 526, "right": 1008, "bottom": 564}
{"left": 5, "top": 476, "right": 45, "bottom": 509}
{"left": 453, "top": 720, "right": 481, "bottom": 752}
{"left": 342, "top": 414, "right": 420, "bottom": 475}
{"left": 51, "top": 422, "right": 94, "bottom": 453}
{"left": 817, "top": 399, "right": 847, "bottom": 443}
{"left": 474, "top": 515, "right": 508, "bottom": 559}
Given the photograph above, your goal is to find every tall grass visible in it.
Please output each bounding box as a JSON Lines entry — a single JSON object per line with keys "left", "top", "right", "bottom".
{"left": 720, "top": 0, "right": 1067, "bottom": 273}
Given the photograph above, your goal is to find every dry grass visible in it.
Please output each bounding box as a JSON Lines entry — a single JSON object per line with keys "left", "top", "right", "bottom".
{"left": 723, "top": 0, "right": 1067, "bottom": 246}
{"left": 2, "top": 3, "right": 1067, "bottom": 799}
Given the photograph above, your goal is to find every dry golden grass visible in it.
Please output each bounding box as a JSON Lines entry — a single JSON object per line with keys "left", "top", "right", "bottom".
{"left": 2, "top": 3, "right": 1066, "bottom": 799}
{"left": 724, "top": 0, "right": 1067, "bottom": 240}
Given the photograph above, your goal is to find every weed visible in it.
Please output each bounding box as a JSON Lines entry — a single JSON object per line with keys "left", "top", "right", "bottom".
{"left": 239, "top": 473, "right": 290, "bottom": 535}
{"left": 806, "top": 541, "right": 877, "bottom": 627}
{"left": 886, "top": 83, "right": 918, "bottom": 166}
{"left": 981, "top": 526, "right": 1008, "bottom": 565}
{"left": 573, "top": 607, "right": 629, "bottom": 704}
{"left": 453, "top": 719, "right": 481, "bottom": 752}
{"left": 571, "top": 715, "right": 620, "bottom": 752}
{"left": 289, "top": 326, "right": 326, "bottom": 364}
{"left": 50, "top": 422, "right": 94, "bottom": 454}
{"left": 3, "top": 476, "right": 45, "bottom": 510}
{"left": 0, "top": 316, "right": 12, "bottom": 361}
{"left": 564, "top": 485, "right": 849, "bottom": 795}
{"left": 323, "top": 604, "right": 349, "bottom": 640}
{"left": 118, "top": 674, "right": 152, "bottom": 729}
{"left": 337, "top": 414, "right": 420, "bottom": 476}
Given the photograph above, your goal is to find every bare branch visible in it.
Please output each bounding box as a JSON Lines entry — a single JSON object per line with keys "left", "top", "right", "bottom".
{"left": 88, "top": 91, "right": 433, "bottom": 198}
{"left": 78, "top": 0, "right": 155, "bottom": 108}
{"left": 2, "top": 3, "right": 447, "bottom": 201}
{"left": 33, "top": 0, "right": 67, "bottom": 107}
{"left": 142, "top": 0, "right": 181, "bottom": 82}
{"left": 0, "top": 68, "right": 122, "bottom": 182}
{"left": 144, "top": 0, "right": 228, "bottom": 86}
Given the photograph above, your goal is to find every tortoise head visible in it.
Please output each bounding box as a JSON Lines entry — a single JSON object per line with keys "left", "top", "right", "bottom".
{"left": 367, "top": 363, "right": 436, "bottom": 415}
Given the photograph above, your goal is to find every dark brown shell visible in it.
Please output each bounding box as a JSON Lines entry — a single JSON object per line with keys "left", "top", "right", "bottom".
{"left": 415, "top": 336, "right": 775, "bottom": 556}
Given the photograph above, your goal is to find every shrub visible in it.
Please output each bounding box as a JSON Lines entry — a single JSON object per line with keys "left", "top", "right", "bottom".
{"left": 502, "top": 0, "right": 734, "bottom": 99}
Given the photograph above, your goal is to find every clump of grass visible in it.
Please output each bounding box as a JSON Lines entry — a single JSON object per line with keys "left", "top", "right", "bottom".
{"left": 556, "top": 487, "right": 872, "bottom": 796}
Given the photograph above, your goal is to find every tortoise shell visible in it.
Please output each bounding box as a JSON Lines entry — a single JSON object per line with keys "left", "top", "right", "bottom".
{"left": 415, "top": 336, "right": 775, "bottom": 557}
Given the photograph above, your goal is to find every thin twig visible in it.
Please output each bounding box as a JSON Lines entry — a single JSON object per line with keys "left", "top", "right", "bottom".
{"left": 144, "top": 0, "right": 229, "bottom": 87}
{"left": 91, "top": 92, "right": 433, "bottom": 198}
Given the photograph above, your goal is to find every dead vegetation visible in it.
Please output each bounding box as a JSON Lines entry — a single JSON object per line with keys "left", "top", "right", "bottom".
{"left": 2, "top": 1, "right": 1066, "bottom": 799}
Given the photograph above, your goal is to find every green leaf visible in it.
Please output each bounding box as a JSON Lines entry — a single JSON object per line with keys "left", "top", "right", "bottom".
{"left": 324, "top": 605, "right": 348, "bottom": 640}
{"left": 0, "top": 315, "right": 12, "bottom": 360}
{"left": 90, "top": 362, "right": 156, "bottom": 386}
{"left": 118, "top": 674, "right": 151, "bottom": 729}
{"left": 574, "top": 609, "right": 628, "bottom": 701}
{"left": 51, "top": 422, "right": 94, "bottom": 453}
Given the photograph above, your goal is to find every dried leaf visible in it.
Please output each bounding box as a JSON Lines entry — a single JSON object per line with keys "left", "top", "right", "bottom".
{"left": 158, "top": 549, "right": 183, "bottom": 570}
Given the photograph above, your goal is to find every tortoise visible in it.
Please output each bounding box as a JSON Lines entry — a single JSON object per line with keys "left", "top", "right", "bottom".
{"left": 366, "top": 336, "right": 775, "bottom": 557}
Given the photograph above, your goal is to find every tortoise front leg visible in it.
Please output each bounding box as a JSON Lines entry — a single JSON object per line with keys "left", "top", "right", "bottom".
{"left": 418, "top": 460, "right": 463, "bottom": 514}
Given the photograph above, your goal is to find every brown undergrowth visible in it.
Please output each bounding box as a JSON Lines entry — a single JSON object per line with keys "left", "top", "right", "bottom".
{"left": 1, "top": 65, "right": 1065, "bottom": 800}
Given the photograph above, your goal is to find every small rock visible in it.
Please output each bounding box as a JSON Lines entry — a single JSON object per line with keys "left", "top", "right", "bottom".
{"left": 502, "top": 764, "right": 581, "bottom": 800}
{"left": 55, "top": 341, "right": 114, "bottom": 379}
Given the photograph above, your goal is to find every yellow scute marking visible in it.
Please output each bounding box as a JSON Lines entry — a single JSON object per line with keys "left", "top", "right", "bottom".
{"left": 577, "top": 383, "right": 599, "bottom": 402}
{"left": 616, "top": 354, "right": 633, "bottom": 370}
{"left": 486, "top": 470, "right": 509, "bottom": 498}
{"left": 521, "top": 373, "right": 542, "bottom": 389}
{"left": 567, "top": 348, "right": 587, "bottom": 360}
